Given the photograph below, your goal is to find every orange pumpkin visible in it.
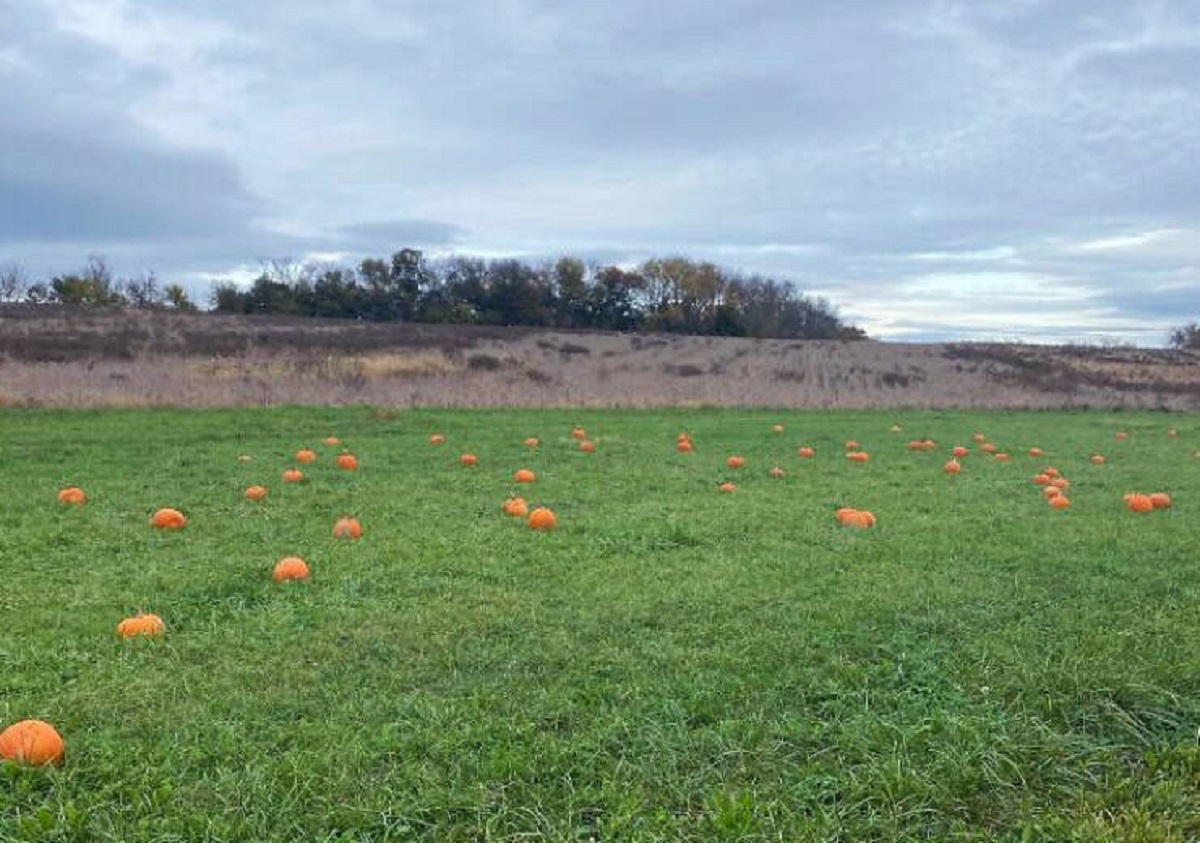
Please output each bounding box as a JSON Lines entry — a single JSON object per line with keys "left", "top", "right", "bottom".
{"left": 56, "top": 487, "right": 86, "bottom": 506}
{"left": 1043, "top": 467, "right": 1060, "bottom": 478}
{"left": 980, "top": 443, "right": 997, "bottom": 454}
{"left": 797, "top": 446, "right": 815, "bottom": 458}
{"left": 1032, "top": 474, "right": 1050, "bottom": 486}
{"left": 1043, "top": 486, "right": 1062, "bottom": 499}
{"left": 676, "top": 439, "right": 694, "bottom": 454}
{"left": 836, "top": 508, "right": 876, "bottom": 528}
{"left": 952, "top": 446, "right": 968, "bottom": 458}
{"left": 513, "top": 468, "right": 536, "bottom": 483}
{"left": 332, "top": 517, "right": 362, "bottom": 539}
{"left": 1125, "top": 494, "right": 1154, "bottom": 513}
{"left": 335, "top": 453, "right": 359, "bottom": 471}
{"left": 273, "top": 556, "right": 310, "bottom": 582}
{"left": 527, "top": 507, "right": 557, "bottom": 531}
{"left": 116, "top": 613, "right": 165, "bottom": 639}
{"left": 149, "top": 508, "right": 186, "bottom": 530}
{"left": 994, "top": 453, "right": 1010, "bottom": 462}
{"left": 906, "top": 440, "right": 924, "bottom": 451}
{"left": 847, "top": 451, "right": 870, "bottom": 463}
{"left": 295, "top": 448, "right": 317, "bottom": 464}
{"left": 1028, "top": 447, "right": 1043, "bottom": 458}
{"left": 943, "top": 459, "right": 961, "bottom": 475}
{"left": 1090, "top": 454, "right": 1105, "bottom": 465}
{"left": 244, "top": 485, "right": 268, "bottom": 501}
{"left": 1048, "top": 495, "right": 1071, "bottom": 510}
{"left": 972, "top": 432, "right": 986, "bottom": 443}
{"left": 0, "top": 720, "right": 64, "bottom": 767}
{"left": 1050, "top": 477, "right": 1069, "bottom": 490}
{"left": 429, "top": 434, "right": 446, "bottom": 445}
{"left": 844, "top": 440, "right": 859, "bottom": 451}
{"left": 460, "top": 453, "right": 478, "bottom": 466}
{"left": 769, "top": 466, "right": 786, "bottom": 478}
{"left": 1149, "top": 492, "right": 1172, "bottom": 510}
{"left": 571, "top": 427, "right": 586, "bottom": 440}
{"left": 502, "top": 497, "right": 529, "bottom": 518}
{"left": 921, "top": 439, "right": 936, "bottom": 451}
{"left": 726, "top": 455, "right": 745, "bottom": 469}
{"left": 579, "top": 440, "right": 596, "bottom": 453}
{"left": 322, "top": 436, "right": 340, "bottom": 446}
{"left": 772, "top": 424, "right": 784, "bottom": 434}
{"left": 1115, "top": 431, "right": 1129, "bottom": 441}
{"left": 524, "top": 437, "right": 540, "bottom": 449}
{"left": 282, "top": 468, "right": 304, "bottom": 484}
{"left": 718, "top": 482, "right": 736, "bottom": 493}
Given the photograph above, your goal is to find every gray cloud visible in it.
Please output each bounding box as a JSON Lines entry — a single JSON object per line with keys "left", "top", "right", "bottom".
{"left": 2, "top": 0, "right": 1199, "bottom": 342}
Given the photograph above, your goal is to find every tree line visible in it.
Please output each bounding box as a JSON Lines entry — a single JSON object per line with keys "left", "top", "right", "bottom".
{"left": 0, "top": 256, "right": 197, "bottom": 311}
{"left": 208, "top": 250, "right": 866, "bottom": 340}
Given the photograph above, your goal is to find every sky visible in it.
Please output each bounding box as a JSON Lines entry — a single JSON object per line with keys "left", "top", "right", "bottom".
{"left": 2, "top": 0, "right": 1199, "bottom": 343}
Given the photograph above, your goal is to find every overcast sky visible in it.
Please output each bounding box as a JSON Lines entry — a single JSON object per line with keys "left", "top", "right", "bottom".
{"left": 2, "top": 0, "right": 1199, "bottom": 343}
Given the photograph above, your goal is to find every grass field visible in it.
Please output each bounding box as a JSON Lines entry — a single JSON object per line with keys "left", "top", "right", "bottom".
{"left": 1, "top": 407, "right": 1198, "bottom": 841}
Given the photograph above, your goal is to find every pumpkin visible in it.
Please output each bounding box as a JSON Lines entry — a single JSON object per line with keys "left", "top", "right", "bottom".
{"left": 1115, "top": 431, "right": 1129, "bottom": 441}
{"left": 725, "top": 456, "right": 745, "bottom": 469}
{"left": 149, "top": 508, "right": 186, "bottom": 530}
{"left": 994, "top": 453, "right": 1010, "bottom": 461}
{"left": 676, "top": 439, "right": 694, "bottom": 454}
{"left": 571, "top": 427, "right": 586, "bottom": 440}
{"left": 244, "top": 485, "right": 268, "bottom": 501}
{"left": 322, "top": 436, "right": 340, "bottom": 446}
{"left": 952, "top": 446, "right": 968, "bottom": 458}
{"left": 1044, "top": 467, "right": 1060, "bottom": 478}
{"left": 429, "top": 434, "right": 445, "bottom": 445}
{"left": 921, "top": 439, "right": 936, "bottom": 451}
{"left": 972, "top": 432, "right": 986, "bottom": 443}
{"left": 1125, "top": 493, "right": 1154, "bottom": 513}
{"left": 460, "top": 453, "right": 478, "bottom": 466}
{"left": 579, "top": 440, "right": 596, "bottom": 453}
{"left": 524, "top": 437, "right": 540, "bottom": 449}
{"left": 282, "top": 468, "right": 304, "bottom": 484}
{"left": 502, "top": 497, "right": 529, "bottom": 518}
{"left": 295, "top": 448, "right": 317, "bottom": 464}
{"left": 1167, "top": 428, "right": 1178, "bottom": 438}
{"left": 1149, "top": 492, "right": 1172, "bottom": 510}
{"left": 844, "top": 440, "right": 859, "bottom": 451}
{"left": 527, "top": 507, "right": 557, "bottom": 531}
{"left": 333, "top": 517, "right": 362, "bottom": 539}
{"left": 906, "top": 440, "right": 924, "bottom": 451}
{"left": 1032, "top": 474, "right": 1050, "bottom": 485}
{"left": 797, "top": 446, "right": 815, "bottom": 458}
{"left": 57, "top": 487, "right": 86, "bottom": 506}
{"left": 943, "top": 459, "right": 961, "bottom": 474}
{"left": 1050, "top": 477, "right": 1069, "bottom": 490}
{"left": 1028, "top": 447, "right": 1043, "bottom": 457}
{"left": 718, "top": 482, "right": 736, "bottom": 493}
{"left": 335, "top": 453, "right": 359, "bottom": 471}
{"left": 769, "top": 466, "right": 786, "bottom": 478}
{"left": 1043, "top": 486, "right": 1062, "bottom": 499}
{"left": 273, "top": 556, "right": 310, "bottom": 582}
{"left": 772, "top": 424, "right": 784, "bottom": 434}
{"left": 1048, "top": 495, "right": 1071, "bottom": 510}
{"left": 1090, "top": 454, "right": 1105, "bottom": 465}
{"left": 513, "top": 468, "right": 536, "bottom": 483}
{"left": 981, "top": 443, "right": 997, "bottom": 454}
{"left": 0, "top": 720, "right": 64, "bottom": 767}
{"left": 847, "top": 451, "right": 870, "bottom": 463}
{"left": 836, "top": 508, "right": 875, "bottom": 528}
{"left": 116, "top": 613, "right": 165, "bottom": 639}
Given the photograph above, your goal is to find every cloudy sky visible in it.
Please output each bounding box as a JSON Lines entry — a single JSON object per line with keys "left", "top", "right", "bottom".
{"left": 2, "top": 0, "right": 1199, "bottom": 342}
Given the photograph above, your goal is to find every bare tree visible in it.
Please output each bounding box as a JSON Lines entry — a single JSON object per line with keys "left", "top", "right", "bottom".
{"left": 124, "top": 271, "right": 162, "bottom": 308}
{"left": 0, "top": 263, "right": 26, "bottom": 302}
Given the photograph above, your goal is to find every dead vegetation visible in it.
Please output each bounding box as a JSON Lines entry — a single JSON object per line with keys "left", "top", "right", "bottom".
{"left": 1, "top": 306, "right": 1197, "bottom": 409}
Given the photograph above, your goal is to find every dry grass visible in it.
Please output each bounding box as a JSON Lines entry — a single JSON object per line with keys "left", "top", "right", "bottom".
{"left": 2, "top": 306, "right": 1198, "bottom": 409}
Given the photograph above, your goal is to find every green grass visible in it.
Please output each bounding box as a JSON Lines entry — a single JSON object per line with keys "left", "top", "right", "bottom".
{"left": 1, "top": 407, "right": 1198, "bottom": 842}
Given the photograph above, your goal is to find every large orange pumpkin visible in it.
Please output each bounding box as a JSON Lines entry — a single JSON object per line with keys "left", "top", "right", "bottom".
{"left": 579, "top": 440, "right": 596, "bottom": 453}
{"left": 57, "top": 487, "right": 87, "bottom": 506}
{"left": 282, "top": 468, "right": 304, "bottom": 484}
{"left": 514, "top": 468, "right": 536, "bottom": 483}
{"left": 676, "top": 439, "right": 694, "bottom": 454}
{"left": 335, "top": 453, "right": 359, "bottom": 471}
{"left": 149, "top": 508, "right": 186, "bottom": 530}
{"left": 244, "top": 485, "right": 268, "bottom": 501}
{"left": 273, "top": 556, "right": 310, "bottom": 582}
{"left": 332, "top": 517, "right": 362, "bottom": 539}
{"left": 295, "top": 448, "right": 317, "bottom": 464}
{"left": 1149, "top": 492, "right": 1172, "bottom": 510}
{"left": 952, "top": 446, "right": 968, "bottom": 458}
{"left": 502, "top": 497, "right": 529, "bottom": 518}
{"left": 528, "top": 507, "right": 557, "bottom": 531}
{"left": 460, "top": 453, "right": 478, "bottom": 466}
{"left": 1048, "top": 495, "right": 1071, "bottom": 510}
{"left": 836, "top": 508, "right": 876, "bottom": 528}
{"left": 943, "top": 459, "right": 961, "bottom": 474}
{"left": 1125, "top": 494, "right": 1154, "bottom": 513}
{"left": 571, "top": 427, "right": 586, "bottom": 440}
{"left": 0, "top": 720, "right": 64, "bottom": 767}
{"left": 116, "top": 613, "right": 165, "bottom": 639}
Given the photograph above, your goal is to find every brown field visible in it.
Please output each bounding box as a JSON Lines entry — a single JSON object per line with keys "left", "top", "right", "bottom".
{"left": 2, "top": 305, "right": 1198, "bottom": 409}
